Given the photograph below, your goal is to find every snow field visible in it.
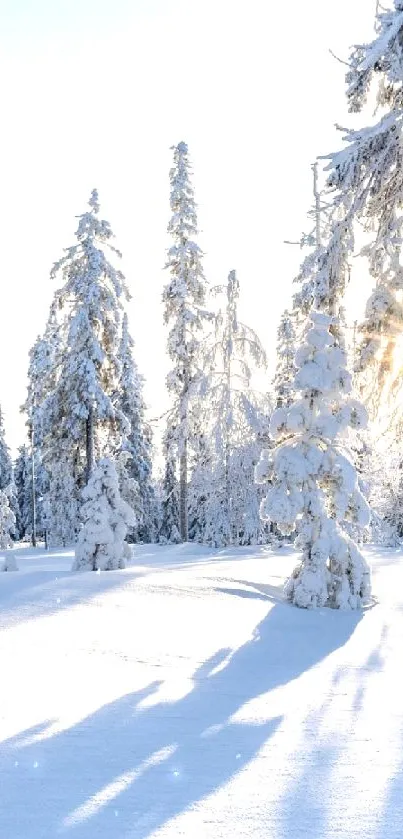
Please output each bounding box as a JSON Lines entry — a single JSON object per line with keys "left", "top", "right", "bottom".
{"left": 0, "top": 543, "right": 402, "bottom": 838}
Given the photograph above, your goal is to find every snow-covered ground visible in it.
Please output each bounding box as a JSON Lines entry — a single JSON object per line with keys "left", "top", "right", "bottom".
{"left": 0, "top": 542, "right": 402, "bottom": 838}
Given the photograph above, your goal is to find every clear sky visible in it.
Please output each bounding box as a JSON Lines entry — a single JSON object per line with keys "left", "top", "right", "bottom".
{"left": 0, "top": 0, "right": 377, "bottom": 454}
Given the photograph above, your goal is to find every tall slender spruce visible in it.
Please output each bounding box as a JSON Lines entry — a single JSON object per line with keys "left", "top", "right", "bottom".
{"left": 273, "top": 309, "right": 297, "bottom": 409}
{"left": 163, "top": 142, "right": 209, "bottom": 541}
{"left": 26, "top": 191, "right": 130, "bottom": 546}
{"left": 192, "top": 270, "right": 267, "bottom": 546}
{"left": 49, "top": 190, "right": 129, "bottom": 482}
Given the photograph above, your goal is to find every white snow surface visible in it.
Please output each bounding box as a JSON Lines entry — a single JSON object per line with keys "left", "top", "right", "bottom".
{"left": 0, "top": 542, "right": 402, "bottom": 838}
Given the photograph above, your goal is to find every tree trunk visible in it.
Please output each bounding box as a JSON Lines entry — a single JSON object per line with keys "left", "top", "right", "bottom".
{"left": 224, "top": 438, "right": 231, "bottom": 545}
{"left": 179, "top": 356, "right": 189, "bottom": 542}
{"left": 30, "top": 423, "right": 37, "bottom": 548}
{"left": 86, "top": 407, "right": 95, "bottom": 483}
{"left": 179, "top": 441, "right": 188, "bottom": 541}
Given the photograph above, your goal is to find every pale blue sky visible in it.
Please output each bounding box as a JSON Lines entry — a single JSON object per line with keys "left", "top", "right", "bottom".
{"left": 0, "top": 0, "right": 376, "bottom": 453}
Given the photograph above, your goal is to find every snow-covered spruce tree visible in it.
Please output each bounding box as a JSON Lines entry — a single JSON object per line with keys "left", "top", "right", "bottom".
{"left": 46, "top": 189, "right": 129, "bottom": 483}
{"left": 163, "top": 142, "right": 210, "bottom": 541}
{"left": 0, "top": 407, "right": 19, "bottom": 541}
{"left": 14, "top": 445, "right": 31, "bottom": 540}
{"left": 0, "top": 407, "right": 12, "bottom": 490}
{"left": 23, "top": 302, "right": 61, "bottom": 452}
{"left": 273, "top": 309, "right": 297, "bottom": 409}
{"left": 39, "top": 191, "right": 129, "bottom": 545}
{"left": 192, "top": 270, "right": 267, "bottom": 546}
{"left": 159, "top": 424, "right": 181, "bottom": 544}
{"left": 22, "top": 297, "right": 71, "bottom": 545}
{"left": 0, "top": 487, "right": 17, "bottom": 570}
{"left": 257, "top": 309, "right": 371, "bottom": 609}
{"left": 14, "top": 444, "right": 48, "bottom": 542}
{"left": 230, "top": 439, "right": 273, "bottom": 546}
{"left": 364, "top": 444, "right": 403, "bottom": 544}
{"left": 73, "top": 458, "right": 135, "bottom": 572}
{"left": 188, "top": 421, "right": 212, "bottom": 543}
{"left": 323, "top": 3, "right": 403, "bottom": 412}
{"left": 0, "top": 490, "right": 16, "bottom": 549}
{"left": 46, "top": 456, "right": 79, "bottom": 547}
{"left": 22, "top": 303, "right": 62, "bottom": 543}
{"left": 115, "top": 450, "right": 140, "bottom": 525}
{"left": 116, "top": 313, "right": 156, "bottom": 542}
{"left": 193, "top": 437, "right": 269, "bottom": 548}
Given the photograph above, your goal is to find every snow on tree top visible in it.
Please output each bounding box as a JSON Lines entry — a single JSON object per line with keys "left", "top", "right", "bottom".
{"left": 89, "top": 189, "right": 100, "bottom": 213}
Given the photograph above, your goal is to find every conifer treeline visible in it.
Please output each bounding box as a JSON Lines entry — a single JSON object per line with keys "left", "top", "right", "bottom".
{"left": 7, "top": 144, "right": 270, "bottom": 551}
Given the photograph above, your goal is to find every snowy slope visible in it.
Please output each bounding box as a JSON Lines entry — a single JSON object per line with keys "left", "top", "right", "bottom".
{"left": 0, "top": 542, "right": 402, "bottom": 838}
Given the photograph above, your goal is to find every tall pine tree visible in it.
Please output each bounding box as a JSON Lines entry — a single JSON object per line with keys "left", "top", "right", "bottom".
{"left": 48, "top": 189, "right": 129, "bottom": 480}
{"left": 163, "top": 142, "right": 209, "bottom": 541}
{"left": 273, "top": 309, "right": 297, "bottom": 409}
{"left": 14, "top": 445, "right": 31, "bottom": 541}
{"left": 191, "top": 270, "right": 267, "bottom": 546}
{"left": 36, "top": 190, "right": 129, "bottom": 544}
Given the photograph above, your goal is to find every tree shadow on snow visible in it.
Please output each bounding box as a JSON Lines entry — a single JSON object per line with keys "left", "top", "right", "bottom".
{"left": 0, "top": 567, "right": 152, "bottom": 629}
{"left": 214, "top": 578, "right": 286, "bottom": 603}
{"left": 0, "top": 595, "right": 363, "bottom": 838}
{"left": 0, "top": 545, "right": 255, "bottom": 631}
{"left": 276, "top": 620, "right": 391, "bottom": 839}
{"left": 375, "top": 759, "right": 403, "bottom": 839}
